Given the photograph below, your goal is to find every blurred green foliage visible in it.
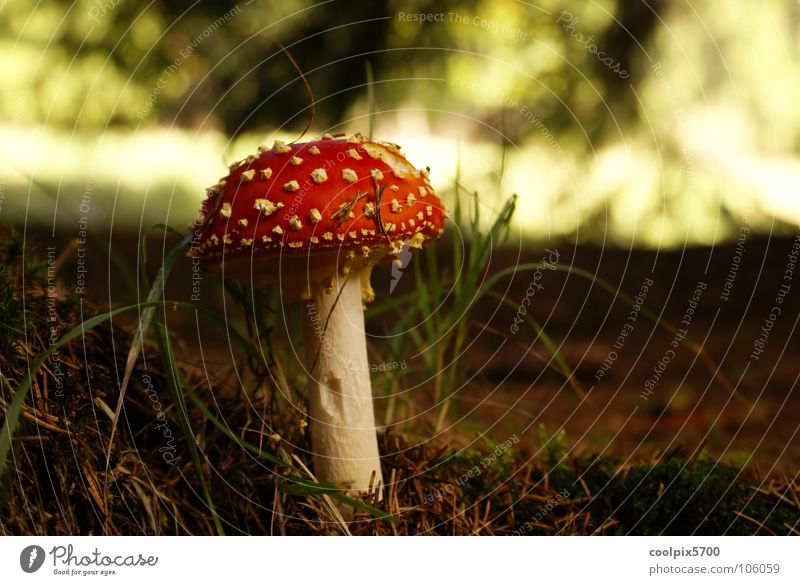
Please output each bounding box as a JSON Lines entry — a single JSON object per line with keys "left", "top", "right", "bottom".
{"left": 1, "top": 0, "right": 667, "bottom": 141}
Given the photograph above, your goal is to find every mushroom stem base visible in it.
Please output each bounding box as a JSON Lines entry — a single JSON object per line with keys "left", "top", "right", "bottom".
{"left": 303, "top": 269, "right": 384, "bottom": 502}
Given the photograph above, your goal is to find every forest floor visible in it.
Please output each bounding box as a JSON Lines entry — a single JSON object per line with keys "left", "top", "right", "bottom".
{"left": 1, "top": 228, "right": 797, "bottom": 535}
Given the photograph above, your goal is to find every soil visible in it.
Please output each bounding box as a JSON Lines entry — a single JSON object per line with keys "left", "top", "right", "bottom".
{"left": 448, "top": 235, "right": 800, "bottom": 476}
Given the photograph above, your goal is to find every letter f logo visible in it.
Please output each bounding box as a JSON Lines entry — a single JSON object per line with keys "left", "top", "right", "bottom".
{"left": 20, "top": 545, "right": 46, "bottom": 573}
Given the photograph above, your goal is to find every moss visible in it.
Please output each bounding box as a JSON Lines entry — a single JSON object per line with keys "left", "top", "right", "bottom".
{"left": 540, "top": 456, "right": 798, "bottom": 535}
{"left": 424, "top": 436, "right": 522, "bottom": 513}
{"left": 417, "top": 436, "right": 798, "bottom": 536}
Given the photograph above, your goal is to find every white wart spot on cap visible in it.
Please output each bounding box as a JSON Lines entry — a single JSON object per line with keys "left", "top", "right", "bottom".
{"left": 289, "top": 215, "right": 303, "bottom": 231}
{"left": 254, "top": 199, "right": 282, "bottom": 216}
{"left": 290, "top": 156, "right": 303, "bottom": 166}
{"left": 272, "top": 225, "right": 284, "bottom": 235}
{"left": 238, "top": 218, "right": 248, "bottom": 228}
{"left": 342, "top": 168, "right": 358, "bottom": 183}
{"left": 363, "top": 143, "right": 384, "bottom": 160}
{"left": 311, "top": 168, "right": 328, "bottom": 184}
{"left": 390, "top": 199, "right": 402, "bottom": 213}
{"left": 220, "top": 202, "right": 232, "bottom": 218}
{"left": 309, "top": 208, "right": 322, "bottom": 224}
{"left": 409, "top": 232, "right": 425, "bottom": 248}
{"left": 371, "top": 169, "right": 384, "bottom": 181}
{"left": 283, "top": 180, "right": 300, "bottom": 192}
{"left": 260, "top": 168, "right": 273, "bottom": 179}
{"left": 273, "top": 140, "right": 291, "bottom": 154}
{"left": 308, "top": 145, "right": 321, "bottom": 155}
{"left": 407, "top": 193, "right": 417, "bottom": 207}
{"left": 364, "top": 202, "right": 375, "bottom": 217}
{"left": 418, "top": 186, "right": 428, "bottom": 197}
{"left": 347, "top": 148, "right": 362, "bottom": 160}
{"left": 240, "top": 169, "right": 256, "bottom": 182}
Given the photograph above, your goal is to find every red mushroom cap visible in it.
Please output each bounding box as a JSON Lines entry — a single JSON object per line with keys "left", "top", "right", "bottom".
{"left": 190, "top": 134, "right": 446, "bottom": 264}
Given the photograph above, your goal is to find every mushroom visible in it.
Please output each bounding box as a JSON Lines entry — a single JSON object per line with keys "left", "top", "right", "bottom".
{"left": 190, "top": 133, "right": 446, "bottom": 502}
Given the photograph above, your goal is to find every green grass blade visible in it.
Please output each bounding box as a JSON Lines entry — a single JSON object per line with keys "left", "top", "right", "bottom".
{"left": 329, "top": 492, "right": 394, "bottom": 521}
{"left": 413, "top": 256, "right": 436, "bottom": 344}
{"left": 106, "top": 230, "right": 192, "bottom": 466}
{"left": 366, "top": 289, "right": 418, "bottom": 318}
{"left": 181, "top": 375, "right": 297, "bottom": 471}
{"left": 153, "top": 322, "right": 225, "bottom": 535}
{"left": 479, "top": 262, "right": 737, "bottom": 400}
{"left": 0, "top": 299, "right": 249, "bottom": 495}
{"left": 279, "top": 479, "right": 393, "bottom": 521}
{"left": 487, "top": 290, "right": 585, "bottom": 397}
{"left": 366, "top": 60, "right": 375, "bottom": 139}
{"left": 182, "top": 358, "right": 392, "bottom": 520}
{"left": 0, "top": 386, "right": 14, "bottom": 515}
{"left": 137, "top": 223, "right": 187, "bottom": 293}
{"left": 496, "top": 122, "right": 507, "bottom": 198}
{"left": 451, "top": 142, "right": 464, "bottom": 299}
{"left": 0, "top": 300, "right": 159, "bottom": 492}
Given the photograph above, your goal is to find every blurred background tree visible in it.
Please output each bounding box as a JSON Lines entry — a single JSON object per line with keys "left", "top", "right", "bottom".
{"left": 3, "top": 0, "right": 667, "bottom": 136}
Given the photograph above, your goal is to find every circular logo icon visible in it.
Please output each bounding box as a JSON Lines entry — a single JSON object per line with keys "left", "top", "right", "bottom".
{"left": 20, "top": 545, "right": 46, "bottom": 573}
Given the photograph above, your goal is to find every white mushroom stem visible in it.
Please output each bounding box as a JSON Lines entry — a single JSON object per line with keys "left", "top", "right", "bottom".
{"left": 302, "top": 268, "right": 383, "bottom": 500}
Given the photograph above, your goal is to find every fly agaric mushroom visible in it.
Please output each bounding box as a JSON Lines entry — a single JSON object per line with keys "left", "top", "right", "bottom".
{"left": 190, "top": 133, "right": 445, "bottom": 500}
